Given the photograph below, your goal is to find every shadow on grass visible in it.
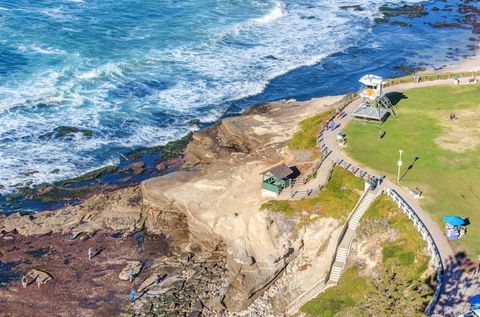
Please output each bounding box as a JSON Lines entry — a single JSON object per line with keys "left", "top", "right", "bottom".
{"left": 385, "top": 92, "right": 408, "bottom": 106}
{"left": 399, "top": 156, "right": 420, "bottom": 181}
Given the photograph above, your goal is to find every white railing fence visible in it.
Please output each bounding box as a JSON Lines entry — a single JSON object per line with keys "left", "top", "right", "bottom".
{"left": 383, "top": 188, "right": 443, "bottom": 316}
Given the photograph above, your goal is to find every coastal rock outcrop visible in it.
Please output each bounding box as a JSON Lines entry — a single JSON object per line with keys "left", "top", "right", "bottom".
{"left": 1, "top": 95, "right": 343, "bottom": 312}
{"left": 26, "top": 269, "right": 52, "bottom": 285}
{"left": 0, "top": 184, "right": 190, "bottom": 248}
{"left": 119, "top": 261, "right": 143, "bottom": 281}
{"left": 140, "top": 97, "right": 342, "bottom": 310}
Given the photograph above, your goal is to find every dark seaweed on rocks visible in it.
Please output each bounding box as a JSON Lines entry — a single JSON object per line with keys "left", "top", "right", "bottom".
{"left": 339, "top": 5, "right": 364, "bottom": 12}
{"left": 41, "top": 126, "right": 94, "bottom": 139}
{"left": 379, "top": 4, "right": 427, "bottom": 18}
{"left": 392, "top": 65, "right": 426, "bottom": 75}
{"left": 375, "top": 4, "right": 427, "bottom": 24}
{"left": 1, "top": 134, "right": 192, "bottom": 213}
{"left": 391, "top": 21, "right": 412, "bottom": 27}
{"left": 429, "top": 22, "right": 462, "bottom": 28}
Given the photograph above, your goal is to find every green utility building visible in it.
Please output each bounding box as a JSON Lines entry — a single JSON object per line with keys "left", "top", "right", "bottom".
{"left": 260, "top": 163, "right": 294, "bottom": 197}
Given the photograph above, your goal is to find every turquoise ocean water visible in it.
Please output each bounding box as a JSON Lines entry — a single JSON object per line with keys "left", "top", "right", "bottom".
{"left": 0, "top": 0, "right": 476, "bottom": 198}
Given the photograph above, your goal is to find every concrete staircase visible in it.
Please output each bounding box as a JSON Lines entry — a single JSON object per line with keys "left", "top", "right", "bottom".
{"left": 285, "top": 188, "right": 378, "bottom": 314}
{"left": 349, "top": 190, "right": 376, "bottom": 230}
{"left": 327, "top": 189, "right": 376, "bottom": 284}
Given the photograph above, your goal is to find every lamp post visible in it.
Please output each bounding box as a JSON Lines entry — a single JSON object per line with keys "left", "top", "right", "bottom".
{"left": 397, "top": 150, "right": 403, "bottom": 183}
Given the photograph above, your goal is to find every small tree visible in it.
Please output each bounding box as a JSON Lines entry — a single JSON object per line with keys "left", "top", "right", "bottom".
{"left": 361, "top": 259, "right": 430, "bottom": 317}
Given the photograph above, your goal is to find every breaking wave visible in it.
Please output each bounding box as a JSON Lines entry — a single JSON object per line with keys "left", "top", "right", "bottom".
{"left": 0, "top": 0, "right": 463, "bottom": 195}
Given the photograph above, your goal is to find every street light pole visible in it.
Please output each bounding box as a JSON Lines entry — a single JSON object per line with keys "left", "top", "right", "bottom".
{"left": 397, "top": 150, "right": 403, "bottom": 183}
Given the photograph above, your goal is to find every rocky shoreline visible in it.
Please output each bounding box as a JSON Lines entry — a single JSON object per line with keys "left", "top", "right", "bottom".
{"left": 1, "top": 95, "right": 348, "bottom": 316}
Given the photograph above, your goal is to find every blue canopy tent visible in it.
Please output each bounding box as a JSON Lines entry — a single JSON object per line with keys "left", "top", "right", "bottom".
{"left": 469, "top": 294, "right": 480, "bottom": 309}
{"left": 443, "top": 215, "right": 466, "bottom": 240}
{"left": 443, "top": 215, "right": 465, "bottom": 227}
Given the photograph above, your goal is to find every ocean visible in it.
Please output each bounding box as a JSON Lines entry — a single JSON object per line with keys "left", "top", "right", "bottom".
{"left": 0, "top": 0, "right": 476, "bottom": 202}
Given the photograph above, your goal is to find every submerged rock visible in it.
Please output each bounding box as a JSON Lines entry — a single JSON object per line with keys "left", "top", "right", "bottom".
{"left": 41, "top": 126, "right": 94, "bottom": 139}
{"left": 339, "top": 5, "right": 364, "bottom": 11}
{"left": 379, "top": 4, "right": 427, "bottom": 18}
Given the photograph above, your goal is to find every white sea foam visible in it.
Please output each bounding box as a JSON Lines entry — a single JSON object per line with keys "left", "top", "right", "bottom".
{"left": 39, "top": 7, "right": 74, "bottom": 21}
{"left": 18, "top": 44, "right": 67, "bottom": 55}
{"left": 77, "top": 62, "right": 125, "bottom": 80}
{"left": 0, "top": 0, "right": 427, "bottom": 194}
{"left": 253, "top": 0, "right": 285, "bottom": 24}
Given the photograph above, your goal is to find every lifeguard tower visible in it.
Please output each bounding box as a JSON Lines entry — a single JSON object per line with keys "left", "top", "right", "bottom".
{"left": 351, "top": 74, "right": 394, "bottom": 123}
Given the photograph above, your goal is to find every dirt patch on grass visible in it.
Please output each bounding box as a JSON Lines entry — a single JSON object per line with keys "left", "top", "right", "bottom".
{"left": 435, "top": 108, "right": 480, "bottom": 152}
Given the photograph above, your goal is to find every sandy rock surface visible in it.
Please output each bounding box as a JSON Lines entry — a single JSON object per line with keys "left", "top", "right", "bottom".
{"left": 119, "top": 261, "right": 143, "bottom": 281}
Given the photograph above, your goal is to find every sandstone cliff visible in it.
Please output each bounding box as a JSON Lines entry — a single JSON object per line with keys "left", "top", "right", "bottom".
{"left": 0, "top": 95, "right": 344, "bottom": 312}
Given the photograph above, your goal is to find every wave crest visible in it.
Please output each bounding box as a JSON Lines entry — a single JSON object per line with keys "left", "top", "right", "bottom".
{"left": 253, "top": 0, "right": 286, "bottom": 24}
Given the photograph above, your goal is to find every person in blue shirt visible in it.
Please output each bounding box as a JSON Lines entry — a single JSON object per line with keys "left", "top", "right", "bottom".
{"left": 129, "top": 289, "right": 135, "bottom": 302}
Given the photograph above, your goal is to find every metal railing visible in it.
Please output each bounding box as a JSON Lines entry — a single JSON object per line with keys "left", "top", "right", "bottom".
{"left": 336, "top": 158, "right": 376, "bottom": 183}
{"left": 384, "top": 71, "right": 480, "bottom": 87}
{"left": 383, "top": 188, "right": 444, "bottom": 316}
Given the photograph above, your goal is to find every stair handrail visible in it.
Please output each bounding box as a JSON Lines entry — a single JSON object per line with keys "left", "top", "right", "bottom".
{"left": 325, "top": 187, "right": 371, "bottom": 282}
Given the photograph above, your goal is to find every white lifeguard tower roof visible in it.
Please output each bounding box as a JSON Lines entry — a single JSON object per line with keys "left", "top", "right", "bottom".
{"left": 359, "top": 74, "right": 384, "bottom": 87}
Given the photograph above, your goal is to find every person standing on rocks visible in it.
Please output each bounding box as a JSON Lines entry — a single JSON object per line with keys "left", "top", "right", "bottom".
{"left": 129, "top": 289, "right": 135, "bottom": 302}
{"left": 88, "top": 248, "right": 93, "bottom": 261}
{"left": 21, "top": 276, "right": 27, "bottom": 288}
{"left": 128, "top": 270, "right": 134, "bottom": 283}
{"left": 155, "top": 274, "right": 163, "bottom": 285}
{"left": 36, "top": 276, "right": 41, "bottom": 288}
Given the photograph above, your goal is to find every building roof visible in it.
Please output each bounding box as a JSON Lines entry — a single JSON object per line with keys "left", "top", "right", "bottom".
{"left": 359, "top": 74, "right": 384, "bottom": 86}
{"left": 260, "top": 163, "right": 294, "bottom": 179}
{"left": 352, "top": 104, "right": 388, "bottom": 121}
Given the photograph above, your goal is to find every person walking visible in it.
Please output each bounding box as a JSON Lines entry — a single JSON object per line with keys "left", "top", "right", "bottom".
{"left": 36, "top": 276, "right": 41, "bottom": 288}
{"left": 129, "top": 289, "right": 135, "bottom": 302}
{"left": 128, "top": 270, "right": 134, "bottom": 283}
{"left": 21, "top": 276, "right": 27, "bottom": 288}
{"left": 155, "top": 274, "right": 163, "bottom": 285}
{"left": 88, "top": 248, "right": 93, "bottom": 261}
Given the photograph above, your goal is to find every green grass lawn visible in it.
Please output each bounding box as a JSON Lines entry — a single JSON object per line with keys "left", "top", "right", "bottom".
{"left": 344, "top": 84, "right": 480, "bottom": 257}
{"left": 261, "top": 167, "right": 363, "bottom": 223}
{"left": 301, "top": 195, "right": 432, "bottom": 317}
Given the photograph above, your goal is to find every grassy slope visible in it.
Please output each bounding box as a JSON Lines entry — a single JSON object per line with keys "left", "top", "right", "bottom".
{"left": 288, "top": 110, "right": 334, "bottom": 149}
{"left": 261, "top": 167, "right": 363, "bottom": 223}
{"left": 364, "top": 195, "right": 430, "bottom": 277}
{"left": 344, "top": 84, "right": 480, "bottom": 256}
{"left": 300, "top": 267, "right": 370, "bottom": 317}
{"left": 301, "top": 195, "right": 431, "bottom": 317}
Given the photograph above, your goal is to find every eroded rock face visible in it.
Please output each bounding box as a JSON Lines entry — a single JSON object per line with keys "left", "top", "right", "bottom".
{"left": 140, "top": 97, "right": 340, "bottom": 310}
{"left": 0, "top": 184, "right": 190, "bottom": 249}
{"left": 26, "top": 269, "right": 52, "bottom": 285}
{"left": 1, "top": 95, "right": 342, "bottom": 312}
